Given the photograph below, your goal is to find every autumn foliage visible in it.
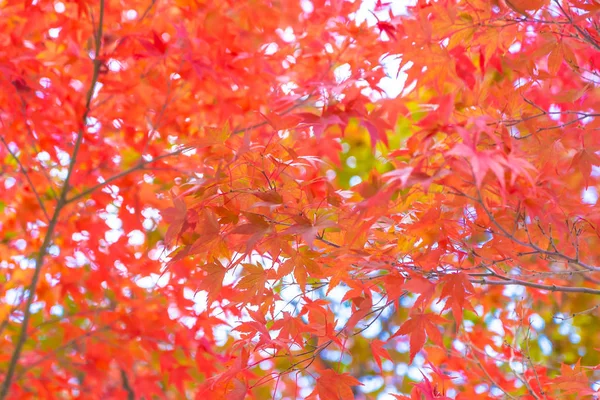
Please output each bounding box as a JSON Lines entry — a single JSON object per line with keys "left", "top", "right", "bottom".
{"left": 2, "top": 0, "right": 600, "bottom": 398}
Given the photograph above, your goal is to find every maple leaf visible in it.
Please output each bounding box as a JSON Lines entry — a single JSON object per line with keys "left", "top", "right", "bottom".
{"left": 403, "top": 276, "right": 436, "bottom": 309}
{"left": 279, "top": 248, "right": 322, "bottom": 289}
{"left": 438, "top": 273, "right": 476, "bottom": 327}
{"left": 447, "top": 143, "right": 506, "bottom": 189}
{"left": 383, "top": 273, "right": 409, "bottom": 305}
{"left": 361, "top": 119, "right": 389, "bottom": 147}
{"left": 225, "top": 379, "right": 248, "bottom": 400}
{"left": 506, "top": 0, "right": 548, "bottom": 15}
{"left": 188, "top": 126, "right": 232, "bottom": 149}
{"left": 271, "top": 312, "right": 315, "bottom": 345}
{"left": 302, "top": 297, "right": 342, "bottom": 347}
{"left": 5, "top": 0, "right": 600, "bottom": 397}
{"left": 391, "top": 312, "right": 447, "bottom": 362}
{"left": 235, "top": 263, "right": 268, "bottom": 297}
{"left": 197, "top": 261, "right": 227, "bottom": 307}
{"left": 451, "top": 46, "right": 477, "bottom": 90}
{"left": 137, "top": 31, "right": 168, "bottom": 57}
{"left": 281, "top": 213, "right": 336, "bottom": 247}
{"left": 426, "top": 362, "right": 456, "bottom": 383}
{"left": 383, "top": 167, "right": 413, "bottom": 188}
{"left": 233, "top": 319, "right": 272, "bottom": 348}
{"left": 295, "top": 112, "right": 345, "bottom": 139}
{"left": 162, "top": 195, "right": 187, "bottom": 246}
{"left": 416, "top": 95, "right": 455, "bottom": 130}
{"left": 343, "top": 296, "right": 372, "bottom": 333}
{"left": 371, "top": 339, "right": 393, "bottom": 371}
{"left": 413, "top": 373, "right": 453, "bottom": 400}
{"left": 250, "top": 189, "right": 283, "bottom": 206}
{"left": 307, "top": 369, "right": 363, "bottom": 400}
{"left": 550, "top": 359, "right": 590, "bottom": 394}
{"left": 229, "top": 212, "right": 272, "bottom": 252}
{"left": 260, "top": 110, "right": 301, "bottom": 131}
{"left": 202, "top": 347, "right": 250, "bottom": 394}
{"left": 376, "top": 21, "right": 397, "bottom": 41}
{"left": 570, "top": 148, "right": 600, "bottom": 189}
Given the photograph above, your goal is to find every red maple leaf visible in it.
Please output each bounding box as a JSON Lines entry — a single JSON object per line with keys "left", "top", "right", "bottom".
{"left": 391, "top": 312, "right": 447, "bottom": 362}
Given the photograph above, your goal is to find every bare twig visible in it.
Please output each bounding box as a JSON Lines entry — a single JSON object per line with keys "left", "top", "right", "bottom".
{"left": 553, "top": 304, "right": 599, "bottom": 321}
{"left": 524, "top": 325, "right": 546, "bottom": 399}
{"left": 470, "top": 277, "right": 600, "bottom": 295}
{"left": 470, "top": 347, "right": 517, "bottom": 400}
{"left": 510, "top": 324, "right": 540, "bottom": 400}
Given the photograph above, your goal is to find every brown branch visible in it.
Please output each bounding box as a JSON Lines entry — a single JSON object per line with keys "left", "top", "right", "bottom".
{"left": 139, "top": 0, "right": 157, "bottom": 22}
{"left": 470, "top": 277, "right": 600, "bottom": 295}
{"left": 553, "top": 304, "right": 599, "bottom": 321}
{"left": 66, "top": 145, "right": 191, "bottom": 203}
{"left": 0, "top": 2, "right": 106, "bottom": 398}
{"left": 121, "top": 369, "right": 135, "bottom": 400}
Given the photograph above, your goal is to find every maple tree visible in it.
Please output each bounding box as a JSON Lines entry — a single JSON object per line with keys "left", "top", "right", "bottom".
{"left": 1, "top": 0, "right": 600, "bottom": 398}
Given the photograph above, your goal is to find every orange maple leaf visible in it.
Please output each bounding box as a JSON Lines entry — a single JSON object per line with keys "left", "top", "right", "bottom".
{"left": 438, "top": 273, "right": 476, "bottom": 327}
{"left": 391, "top": 312, "right": 447, "bottom": 362}
{"left": 371, "top": 339, "right": 393, "bottom": 371}
{"left": 307, "top": 369, "right": 363, "bottom": 400}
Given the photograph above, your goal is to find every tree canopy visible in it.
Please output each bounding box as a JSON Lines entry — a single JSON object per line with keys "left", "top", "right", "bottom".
{"left": 1, "top": 0, "right": 600, "bottom": 398}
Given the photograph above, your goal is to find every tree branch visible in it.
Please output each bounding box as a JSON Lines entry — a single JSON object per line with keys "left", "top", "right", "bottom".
{"left": 0, "top": 2, "right": 105, "bottom": 398}
{"left": 66, "top": 146, "right": 192, "bottom": 203}
{"left": 121, "top": 369, "right": 135, "bottom": 400}
{"left": 470, "top": 277, "right": 600, "bottom": 295}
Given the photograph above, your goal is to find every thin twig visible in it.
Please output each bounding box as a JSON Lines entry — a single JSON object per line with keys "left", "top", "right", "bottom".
{"left": 0, "top": 137, "right": 50, "bottom": 221}
{"left": 475, "top": 188, "right": 600, "bottom": 272}
{"left": 470, "top": 277, "right": 600, "bottom": 295}
{"left": 139, "top": 0, "right": 157, "bottom": 22}
{"left": 510, "top": 323, "right": 540, "bottom": 400}
{"left": 553, "top": 304, "right": 599, "bottom": 321}
{"left": 16, "top": 96, "right": 59, "bottom": 201}
{"left": 554, "top": 0, "right": 600, "bottom": 51}
{"left": 470, "top": 347, "right": 517, "bottom": 400}
{"left": 524, "top": 325, "right": 546, "bottom": 399}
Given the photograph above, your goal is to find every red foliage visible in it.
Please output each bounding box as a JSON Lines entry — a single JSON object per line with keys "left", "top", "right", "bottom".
{"left": 1, "top": 0, "right": 600, "bottom": 399}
